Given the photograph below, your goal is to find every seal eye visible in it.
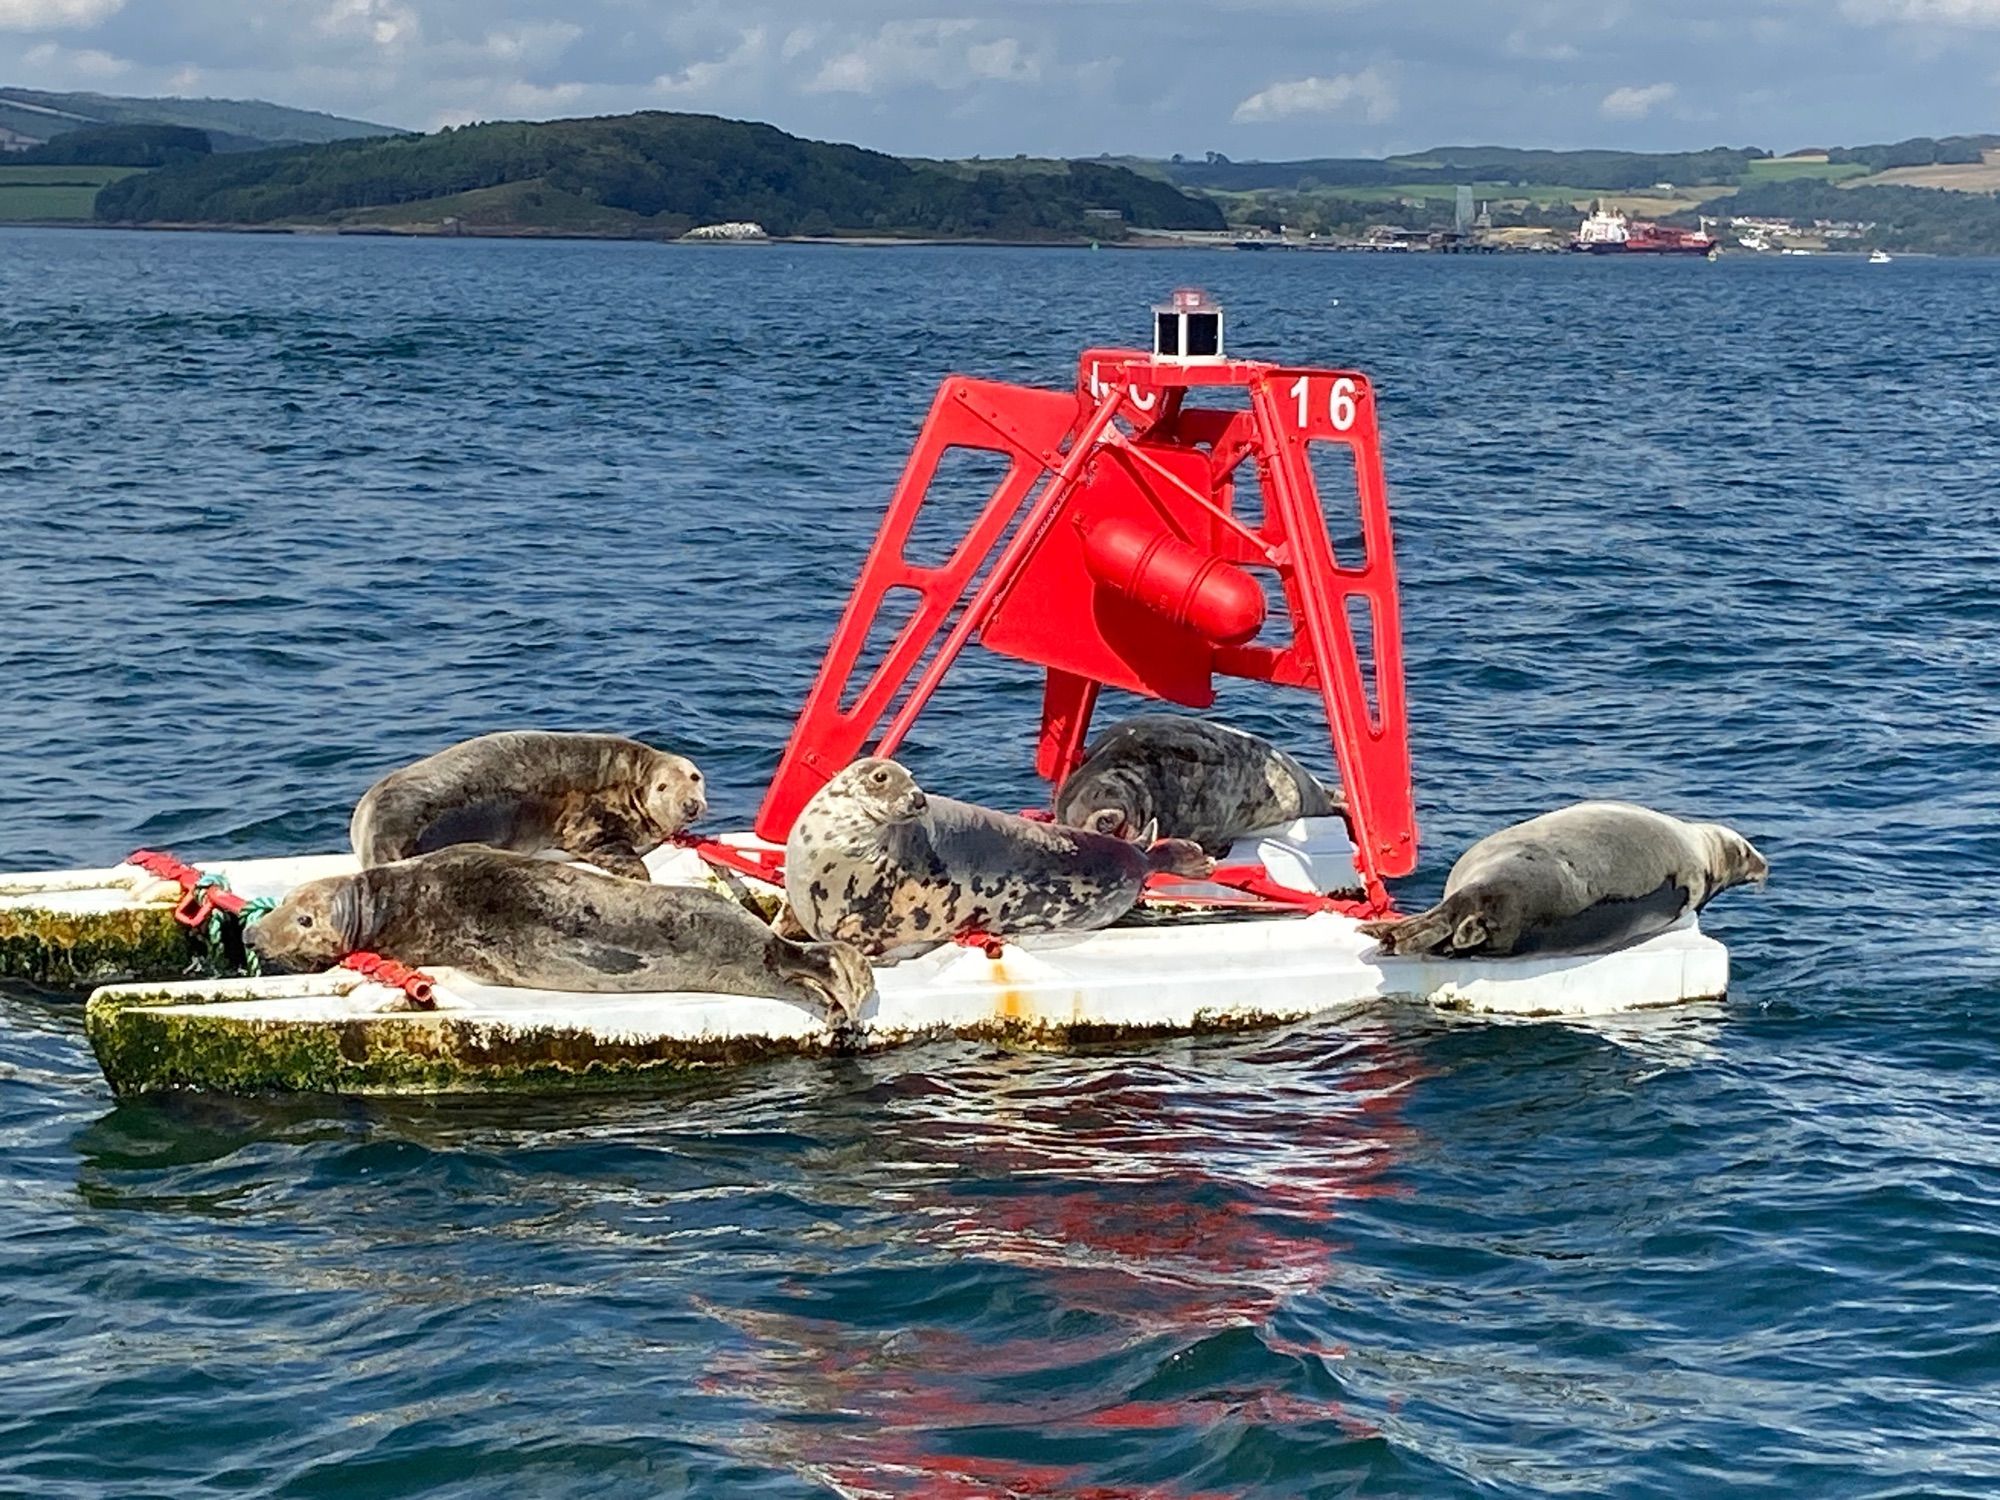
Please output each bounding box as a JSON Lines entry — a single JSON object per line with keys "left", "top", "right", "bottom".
{"left": 688, "top": 770, "right": 703, "bottom": 784}
{"left": 869, "top": 768, "right": 891, "bottom": 787}
{"left": 297, "top": 914, "right": 315, "bottom": 930}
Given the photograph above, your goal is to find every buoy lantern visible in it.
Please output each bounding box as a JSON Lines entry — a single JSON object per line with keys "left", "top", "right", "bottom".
{"left": 1153, "top": 286, "right": 1224, "bottom": 363}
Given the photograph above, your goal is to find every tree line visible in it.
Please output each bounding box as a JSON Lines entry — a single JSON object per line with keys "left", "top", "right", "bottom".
{"left": 93, "top": 112, "right": 1224, "bottom": 238}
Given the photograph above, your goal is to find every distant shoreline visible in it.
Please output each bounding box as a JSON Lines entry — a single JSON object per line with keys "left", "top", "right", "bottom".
{"left": 4, "top": 220, "right": 1951, "bottom": 258}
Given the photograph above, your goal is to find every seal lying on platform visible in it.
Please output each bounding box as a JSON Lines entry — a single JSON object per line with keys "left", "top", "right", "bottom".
{"left": 1360, "top": 801, "right": 1767, "bottom": 959}
{"left": 1053, "top": 714, "right": 1341, "bottom": 855}
{"left": 786, "top": 757, "right": 1214, "bottom": 961}
{"left": 249, "top": 847, "right": 872, "bottom": 1028}
{"left": 350, "top": 731, "right": 706, "bottom": 881}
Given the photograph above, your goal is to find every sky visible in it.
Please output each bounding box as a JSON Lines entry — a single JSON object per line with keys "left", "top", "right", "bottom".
{"left": 1, "top": 0, "right": 1996, "bottom": 160}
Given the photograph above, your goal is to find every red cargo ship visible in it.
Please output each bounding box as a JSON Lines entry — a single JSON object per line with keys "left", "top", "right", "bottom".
{"left": 1571, "top": 208, "right": 1717, "bottom": 257}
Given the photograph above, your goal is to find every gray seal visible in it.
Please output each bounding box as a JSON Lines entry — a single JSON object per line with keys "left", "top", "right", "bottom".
{"left": 350, "top": 730, "right": 706, "bottom": 881}
{"left": 249, "top": 846, "right": 873, "bottom": 1028}
{"left": 1053, "top": 714, "right": 1340, "bottom": 855}
{"left": 1360, "top": 801, "right": 1768, "bottom": 959}
{"left": 785, "top": 757, "right": 1214, "bottom": 960}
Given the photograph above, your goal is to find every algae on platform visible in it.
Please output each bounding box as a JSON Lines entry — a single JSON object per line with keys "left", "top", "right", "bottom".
{"left": 0, "top": 906, "right": 198, "bottom": 990}
{"left": 85, "top": 987, "right": 840, "bottom": 1096}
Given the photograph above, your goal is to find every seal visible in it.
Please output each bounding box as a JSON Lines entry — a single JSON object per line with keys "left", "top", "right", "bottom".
{"left": 349, "top": 730, "right": 707, "bottom": 882}
{"left": 785, "top": 757, "right": 1214, "bottom": 960}
{"left": 1053, "top": 713, "right": 1340, "bottom": 855}
{"left": 1359, "top": 801, "right": 1768, "bottom": 959}
{"left": 249, "top": 846, "right": 874, "bottom": 1029}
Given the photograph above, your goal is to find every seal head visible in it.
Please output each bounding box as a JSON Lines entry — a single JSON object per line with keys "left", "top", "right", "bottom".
{"left": 1054, "top": 714, "right": 1339, "bottom": 855}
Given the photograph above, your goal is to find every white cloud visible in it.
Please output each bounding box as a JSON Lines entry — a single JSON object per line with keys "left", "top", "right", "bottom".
{"left": 1231, "top": 68, "right": 1397, "bottom": 124}
{"left": 1503, "top": 29, "right": 1581, "bottom": 60}
{"left": 1599, "top": 80, "right": 1676, "bottom": 118}
{"left": 479, "top": 22, "right": 582, "bottom": 67}
{"left": 0, "top": 0, "right": 120, "bottom": 29}
{"left": 21, "top": 38, "right": 129, "bottom": 78}
{"left": 316, "top": 0, "right": 418, "bottom": 51}
{"left": 651, "top": 26, "right": 766, "bottom": 97}
{"left": 1843, "top": 0, "right": 2000, "bottom": 22}
{"left": 808, "top": 19, "right": 1040, "bottom": 95}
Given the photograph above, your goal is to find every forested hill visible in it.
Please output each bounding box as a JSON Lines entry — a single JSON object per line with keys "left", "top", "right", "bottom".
{"left": 0, "top": 87, "right": 399, "bottom": 150}
{"left": 93, "top": 112, "right": 1224, "bottom": 240}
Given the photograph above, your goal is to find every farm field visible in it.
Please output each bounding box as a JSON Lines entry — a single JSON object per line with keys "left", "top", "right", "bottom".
{"left": 0, "top": 164, "right": 140, "bottom": 221}
{"left": 1741, "top": 158, "right": 1872, "bottom": 183}
{"left": 1850, "top": 149, "right": 2000, "bottom": 190}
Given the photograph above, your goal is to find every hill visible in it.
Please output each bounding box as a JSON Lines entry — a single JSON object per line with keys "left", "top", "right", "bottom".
{"left": 91, "top": 112, "right": 1224, "bottom": 240}
{"left": 0, "top": 88, "right": 401, "bottom": 151}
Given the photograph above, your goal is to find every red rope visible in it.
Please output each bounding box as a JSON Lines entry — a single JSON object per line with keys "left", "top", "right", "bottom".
{"left": 1149, "top": 861, "right": 1395, "bottom": 921}
{"left": 339, "top": 950, "right": 438, "bottom": 1010}
{"left": 128, "top": 847, "right": 252, "bottom": 925}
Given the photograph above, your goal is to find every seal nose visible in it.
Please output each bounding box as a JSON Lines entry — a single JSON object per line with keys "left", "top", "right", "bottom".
{"left": 682, "top": 794, "right": 707, "bottom": 823}
{"left": 899, "top": 789, "right": 928, "bottom": 818}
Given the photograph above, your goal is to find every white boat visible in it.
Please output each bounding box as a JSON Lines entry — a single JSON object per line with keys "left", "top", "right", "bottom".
{"left": 1869, "top": 249, "right": 1893, "bottom": 264}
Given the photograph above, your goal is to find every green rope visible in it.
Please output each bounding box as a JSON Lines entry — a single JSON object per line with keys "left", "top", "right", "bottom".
{"left": 191, "top": 874, "right": 278, "bottom": 976}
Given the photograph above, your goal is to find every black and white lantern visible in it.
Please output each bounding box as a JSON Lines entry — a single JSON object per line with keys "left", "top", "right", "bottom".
{"left": 1152, "top": 287, "right": 1224, "bottom": 363}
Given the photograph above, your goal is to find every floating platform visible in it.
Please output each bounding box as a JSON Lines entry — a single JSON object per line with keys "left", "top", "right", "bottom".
{"left": 0, "top": 820, "right": 1728, "bottom": 1097}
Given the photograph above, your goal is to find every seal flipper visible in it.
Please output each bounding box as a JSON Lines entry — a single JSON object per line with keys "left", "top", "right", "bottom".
{"left": 572, "top": 840, "right": 651, "bottom": 882}
{"left": 575, "top": 942, "right": 646, "bottom": 976}
{"left": 1360, "top": 899, "right": 1480, "bottom": 957}
{"left": 1145, "top": 837, "right": 1214, "bottom": 880}
{"left": 782, "top": 938, "right": 874, "bottom": 1036}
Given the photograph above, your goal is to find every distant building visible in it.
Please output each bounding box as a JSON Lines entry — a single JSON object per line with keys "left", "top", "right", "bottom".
{"left": 1084, "top": 207, "right": 1123, "bottom": 222}
{"left": 1454, "top": 185, "right": 1473, "bottom": 234}
{"left": 0, "top": 126, "right": 36, "bottom": 153}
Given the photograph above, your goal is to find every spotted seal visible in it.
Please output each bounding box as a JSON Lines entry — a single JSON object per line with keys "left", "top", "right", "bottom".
{"left": 1053, "top": 713, "right": 1341, "bottom": 855}
{"left": 350, "top": 730, "right": 706, "bottom": 881}
{"left": 785, "top": 757, "right": 1214, "bottom": 960}
{"left": 249, "top": 846, "right": 873, "bottom": 1028}
{"left": 1360, "top": 801, "right": 1767, "bottom": 959}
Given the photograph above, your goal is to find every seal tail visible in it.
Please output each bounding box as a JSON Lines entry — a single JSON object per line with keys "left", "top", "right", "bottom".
{"left": 1145, "top": 837, "right": 1214, "bottom": 880}
{"left": 1358, "top": 896, "right": 1487, "bottom": 957}
{"left": 800, "top": 939, "right": 875, "bottom": 1033}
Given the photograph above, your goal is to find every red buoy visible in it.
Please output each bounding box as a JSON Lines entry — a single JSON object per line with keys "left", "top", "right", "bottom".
{"left": 1078, "top": 514, "right": 1266, "bottom": 646}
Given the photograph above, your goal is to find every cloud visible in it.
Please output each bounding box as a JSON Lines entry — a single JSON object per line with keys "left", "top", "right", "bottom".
{"left": 1231, "top": 68, "right": 1397, "bottom": 123}
{"left": 21, "top": 37, "right": 129, "bottom": 77}
{"left": 653, "top": 25, "right": 767, "bottom": 98}
{"left": 1842, "top": 0, "right": 2000, "bottom": 22}
{"left": 807, "top": 18, "right": 1040, "bottom": 95}
{"left": 1599, "top": 80, "right": 1676, "bottom": 117}
{"left": 315, "top": 0, "right": 417, "bottom": 52}
{"left": 0, "top": 0, "right": 120, "bottom": 29}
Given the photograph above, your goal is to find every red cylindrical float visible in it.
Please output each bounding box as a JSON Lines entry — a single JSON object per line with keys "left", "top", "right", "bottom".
{"left": 1078, "top": 515, "right": 1266, "bottom": 646}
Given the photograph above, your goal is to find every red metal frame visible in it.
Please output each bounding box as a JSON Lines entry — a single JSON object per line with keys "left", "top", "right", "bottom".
{"left": 753, "top": 345, "right": 1416, "bottom": 904}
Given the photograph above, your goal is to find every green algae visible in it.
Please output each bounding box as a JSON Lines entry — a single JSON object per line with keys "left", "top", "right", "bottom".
{"left": 0, "top": 906, "right": 198, "bottom": 990}
{"left": 85, "top": 987, "right": 841, "bottom": 1096}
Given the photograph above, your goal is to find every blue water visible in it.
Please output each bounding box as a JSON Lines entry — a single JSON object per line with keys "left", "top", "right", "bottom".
{"left": 3, "top": 227, "right": 1998, "bottom": 1497}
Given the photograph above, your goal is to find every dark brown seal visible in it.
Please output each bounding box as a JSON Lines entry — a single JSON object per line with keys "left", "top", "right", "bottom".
{"left": 784, "top": 758, "right": 1214, "bottom": 961}
{"left": 1053, "top": 714, "right": 1340, "bottom": 855}
{"left": 249, "top": 846, "right": 873, "bottom": 1028}
{"left": 1360, "top": 801, "right": 1767, "bottom": 959}
{"left": 350, "top": 730, "right": 706, "bottom": 881}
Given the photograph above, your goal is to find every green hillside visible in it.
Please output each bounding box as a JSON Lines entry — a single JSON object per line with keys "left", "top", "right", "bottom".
{"left": 92, "top": 112, "right": 1224, "bottom": 240}
{"left": 0, "top": 87, "right": 401, "bottom": 149}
